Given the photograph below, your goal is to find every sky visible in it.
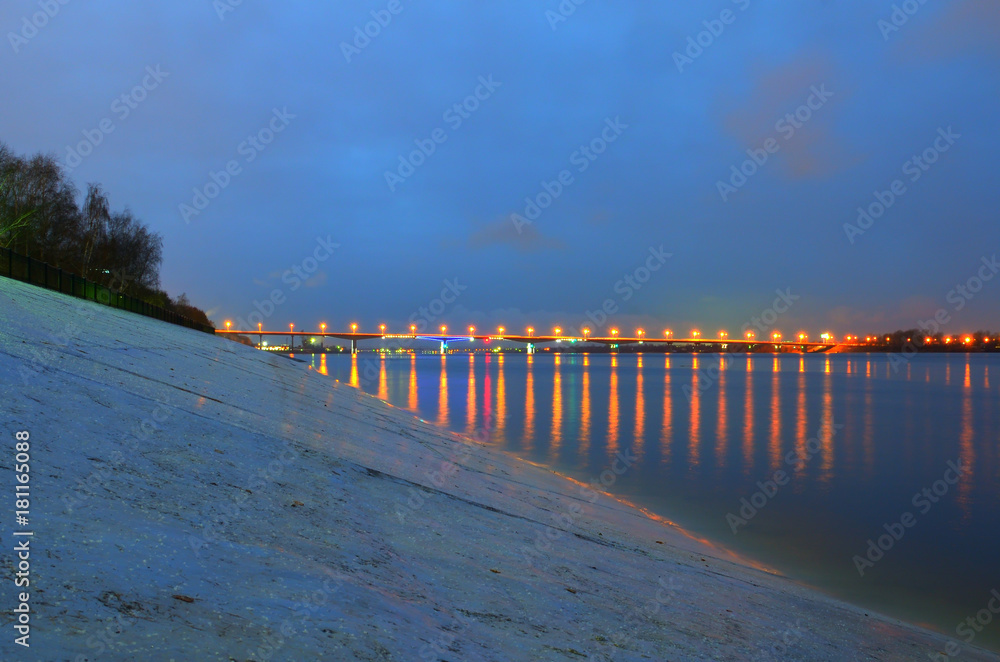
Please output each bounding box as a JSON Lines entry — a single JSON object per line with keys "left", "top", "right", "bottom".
{"left": 2, "top": 0, "right": 998, "bottom": 337}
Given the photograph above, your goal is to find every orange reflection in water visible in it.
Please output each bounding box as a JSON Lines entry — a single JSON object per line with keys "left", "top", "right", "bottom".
{"left": 662, "top": 356, "right": 672, "bottom": 462}
{"left": 551, "top": 354, "right": 563, "bottom": 458}
{"left": 377, "top": 356, "right": 388, "bottom": 400}
{"left": 482, "top": 356, "right": 492, "bottom": 437}
{"left": 408, "top": 354, "right": 418, "bottom": 410}
{"left": 467, "top": 354, "right": 476, "bottom": 434}
{"left": 319, "top": 353, "right": 328, "bottom": 376}
{"left": 437, "top": 355, "right": 449, "bottom": 427}
{"left": 743, "top": 363, "right": 754, "bottom": 474}
{"left": 964, "top": 362, "right": 971, "bottom": 389}
{"left": 795, "top": 372, "right": 807, "bottom": 481}
{"left": 349, "top": 354, "right": 359, "bottom": 387}
{"left": 524, "top": 355, "right": 535, "bottom": 449}
{"left": 821, "top": 370, "right": 833, "bottom": 484}
{"left": 634, "top": 355, "right": 645, "bottom": 459}
{"left": 690, "top": 356, "right": 700, "bottom": 467}
{"left": 580, "top": 355, "right": 591, "bottom": 454}
{"left": 958, "top": 370, "right": 975, "bottom": 517}
{"left": 716, "top": 355, "right": 728, "bottom": 467}
{"left": 608, "top": 355, "right": 619, "bottom": 455}
{"left": 496, "top": 354, "right": 506, "bottom": 438}
{"left": 769, "top": 368, "right": 781, "bottom": 471}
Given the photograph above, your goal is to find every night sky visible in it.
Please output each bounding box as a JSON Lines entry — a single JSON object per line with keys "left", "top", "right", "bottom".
{"left": 3, "top": 1, "right": 998, "bottom": 336}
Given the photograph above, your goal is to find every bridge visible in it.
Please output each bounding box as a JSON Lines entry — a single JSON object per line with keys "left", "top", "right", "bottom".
{"left": 216, "top": 326, "right": 847, "bottom": 354}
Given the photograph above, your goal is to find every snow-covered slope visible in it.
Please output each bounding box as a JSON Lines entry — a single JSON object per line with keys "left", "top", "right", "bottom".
{"left": 1, "top": 276, "right": 995, "bottom": 661}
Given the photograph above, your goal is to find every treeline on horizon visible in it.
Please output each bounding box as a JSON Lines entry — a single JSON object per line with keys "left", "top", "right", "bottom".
{"left": 868, "top": 329, "right": 996, "bottom": 352}
{"left": 0, "top": 142, "right": 212, "bottom": 327}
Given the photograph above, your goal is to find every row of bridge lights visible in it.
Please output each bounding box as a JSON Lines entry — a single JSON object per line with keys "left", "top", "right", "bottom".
{"left": 223, "top": 320, "right": 839, "bottom": 342}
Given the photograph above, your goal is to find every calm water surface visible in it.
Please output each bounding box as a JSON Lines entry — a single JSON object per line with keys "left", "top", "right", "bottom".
{"left": 310, "top": 351, "right": 1000, "bottom": 649}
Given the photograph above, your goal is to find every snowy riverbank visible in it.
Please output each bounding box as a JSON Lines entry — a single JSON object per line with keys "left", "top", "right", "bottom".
{"left": 1, "top": 276, "right": 996, "bottom": 661}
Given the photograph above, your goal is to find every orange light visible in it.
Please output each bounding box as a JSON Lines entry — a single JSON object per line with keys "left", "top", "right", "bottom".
{"left": 664, "top": 329, "right": 672, "bottom": 338}
{"left": 719, "top": 330, "right": 727, "bottom": 339}
{"left": 380, "top": 324, "right": 386, "bottom": 334}
{"left": 692, "top": 329, "right": 700, "bottom": 338}
{"left": 225, "top": 320, "right": 231, "bottom": 331}
{"left": 611, "top": 328, "right": 619, "bottom": 336}
{"left": 320, "top": 323, "right": 326, "bottom": 332}
{"left": 772, "top": 331, "right": 782, "bottom": 341}
{"left": 963, "top": 336, "right": 972, "bottom": 344}
{"left": 583, "top": 328, "right": 590, "bottom": 338}
{"left": 746, "top": 331, "right": 755, "bottom": 339}
{"left": 468, "top": 325, "right": 475, "bottom": 335}
{"left": 498, "top": 326, "right": 505, "bottom": 335}
{"left": 410, "top": 324, "right": 416, "bottom": 334}
{"left": 527, "top": 327, "right": 534, "bottom": 336}
{"left": 440, "top": 325, "right": 447, "bottom": 334}
{"left": 554, "top": 327, "right": 562, "bottom": 336}
{"left": 258, "top": 322, "right": 262, "bottom": 332}
{"left": 351, "top": 323, "right": 357, "bottom": 333}
{"left": 637, "top": 329, "right": 645, "bottom": 338}
{"left": 289, "top": 323, "right": 294, "bottom": 332}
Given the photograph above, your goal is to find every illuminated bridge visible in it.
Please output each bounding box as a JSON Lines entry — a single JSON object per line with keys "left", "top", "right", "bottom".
{"left": 216, "top": 323, "right": 850, "bottom": 354}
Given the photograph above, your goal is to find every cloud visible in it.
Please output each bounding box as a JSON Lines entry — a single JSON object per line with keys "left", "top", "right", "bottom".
{"left": 466, "top": 217, "right": 566, "bottom": 253}
{"left": 898, "top": 0, "right": 1000, "bottom": 60}
{"left": 718, "top": 55, "right": 857, "bottom": 179}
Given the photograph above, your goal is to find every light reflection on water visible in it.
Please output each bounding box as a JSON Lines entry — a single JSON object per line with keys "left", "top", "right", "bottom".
{"left": 313, "top": 351, "right": 1000, "bottom": 649}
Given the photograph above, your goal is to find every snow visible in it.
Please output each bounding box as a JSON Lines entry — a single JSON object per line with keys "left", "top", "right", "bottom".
{"left": 1, "top": 276, "right": 996, "bottom": 661}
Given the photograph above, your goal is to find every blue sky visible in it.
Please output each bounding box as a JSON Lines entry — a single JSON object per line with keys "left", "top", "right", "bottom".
{"left": 3, "top": 1, "right": 998, "bottom": 336}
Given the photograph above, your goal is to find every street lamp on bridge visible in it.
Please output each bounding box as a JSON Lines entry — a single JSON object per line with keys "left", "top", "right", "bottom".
{"left": 582, "top": 328, "right": 590, "bottom": 340}
{"left": 351, "top": 323, "right": 358, "bottom": 333}
{"left": 225, "top": 320, "right": 231, "bottom": 332}
{"left": 320, "top": 323, "right": 326, "bottom": 349}
{"left": 289, "top": 323, "right": 295, "bottom": 350}
{"left": 498, "top": 326, "right": 505, "bottom": 337}
{"left": 440, "top": 325, "right": 447, "bottom": 334}
{"left": 637, "top": 329, "right": 645, "bottom": 341}
{"left": 718, "top": 330, "right": 728, "bottom": 340}
{"left": 380, "top": 324, "right": 386, "bottom": 336}
{"left": 663, "top": 329, "right": 673, "bottom": 339}
{"left": 410, "top": 324, "right": 416, "bottom": 336}
{"left": 772, "top": 331, "right": 782, "bottom": 341}
{"left": 746, "top": 330, "right": 755, "bottom": 340}
{"left": 691, "top": 330, "right": 700, "bottom": 338}
{"left": 527, "top": 327, "right": 534, "bottom": 338}
{"left": 468, "top": 325, "right": 475, "bottom": 337}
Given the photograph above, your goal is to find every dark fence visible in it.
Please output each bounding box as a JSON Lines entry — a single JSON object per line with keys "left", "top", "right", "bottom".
{"left": 0, "top": 246, "right": 215, "bottom": 334}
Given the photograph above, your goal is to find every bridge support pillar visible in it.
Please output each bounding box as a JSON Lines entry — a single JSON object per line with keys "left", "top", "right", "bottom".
{"left": 440, "top": 341, "right": 447, "bottom": 355}
{"left": 527, "top": 343, "right": 535, "bottom": 354}
{"left": 351, "top": 339, "right": 357, "bottom": 354}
